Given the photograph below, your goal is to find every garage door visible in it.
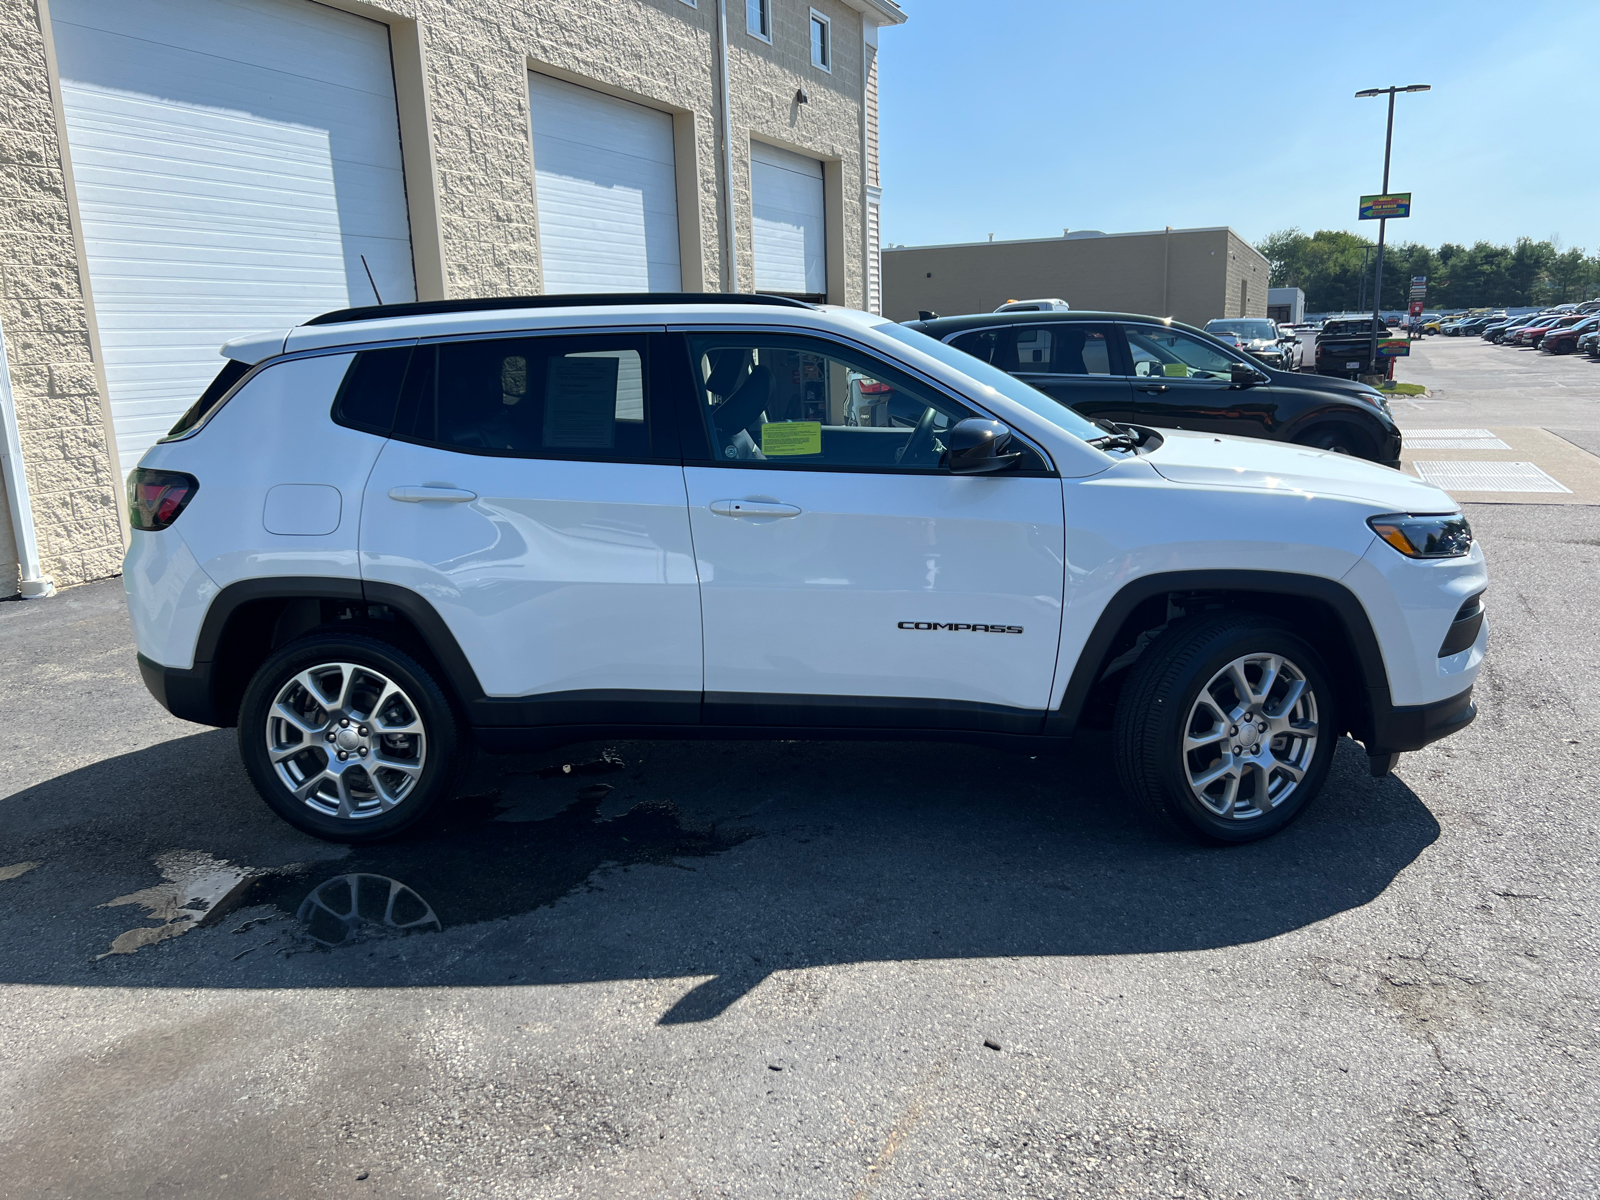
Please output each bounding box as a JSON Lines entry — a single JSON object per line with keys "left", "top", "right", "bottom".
{"left": 528, "top": 73, "right": 681, "bottom": 295}
{"left": 751, "top": 142, "right": 826, "bottom": 300}
{"left": 50, "top": 0, "right": 416, "bottom": 476}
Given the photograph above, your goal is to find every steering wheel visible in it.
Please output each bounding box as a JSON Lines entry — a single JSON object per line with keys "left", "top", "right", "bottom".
{"left": 897, "top": 404, "right": 941, "bottom": 466}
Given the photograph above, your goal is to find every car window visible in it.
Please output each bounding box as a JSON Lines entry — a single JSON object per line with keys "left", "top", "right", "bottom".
{"left": 1123, "top": 325, "right": 1240, "bottom": 381}
{"left": 331, "top": 346, "right": 413, "bottom": 436}
{"left": 394, "top": 334, "right": 652, "bottom": 459}
{"left": 684, "top": 333, "right": 1009, "bottom": 472}
{"left": 949, "top": 324, "right": 1115, "bottom": 376}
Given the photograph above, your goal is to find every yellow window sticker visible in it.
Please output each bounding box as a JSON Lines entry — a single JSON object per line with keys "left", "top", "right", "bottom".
{"left": 761, "top": 421, "right": 822, "bottom": 456}
{"left": 1163, "top": 362, "right": 1189, "bottom": 377}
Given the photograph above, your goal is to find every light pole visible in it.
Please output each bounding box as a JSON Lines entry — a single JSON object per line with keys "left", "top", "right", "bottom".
{"left": 1356, "top": 83, "right": 1430, "bottom": 375}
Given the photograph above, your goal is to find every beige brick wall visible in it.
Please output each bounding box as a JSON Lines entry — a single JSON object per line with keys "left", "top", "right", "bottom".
{"left": 1, "top": 0, "right": 123, "bottom": 593}
{"left": 2, "top": 0, "right": 889, "bottom": 594}
{"left": 1223, "top": 230, "right": 1270, "bottom": 319}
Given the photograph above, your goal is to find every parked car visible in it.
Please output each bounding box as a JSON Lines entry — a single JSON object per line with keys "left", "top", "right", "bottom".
{"left": 1516, "top": 315, "right": 1583, "bottom": 348}
{"left": 1203, "top": 318, "right": 1298, "bottom": 370}
{"left": 994, "top": 298, "right": 1071, "bottom": 313}
{"left": 1538, "top": 315, "right": 1600, "bottom": 354}
{"left": 1581, "top": 328, "right": 1600, "bottom": 358}
{"left": 1312, "top": 317, "right": 1393, "bottom": 379}
{"left": 906, "top": 310, "right": 1400, "bottom": 464}
{"left": 125, "top": 293, "right": 1484, "bottom": 846}
{"left": 1483, "top": 315, "right": 1535, "bottom": 343}
{"left": 1451, "top": 315, "right": 1501, "bottom": 337}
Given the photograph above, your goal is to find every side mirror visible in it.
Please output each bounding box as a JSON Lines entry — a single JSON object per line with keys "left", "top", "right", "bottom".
{"left": 1231, "top": 361, "right": 1268, "bottom": 387}
{"left": 945, "top": 418, "right": 1023, "bottom": 474}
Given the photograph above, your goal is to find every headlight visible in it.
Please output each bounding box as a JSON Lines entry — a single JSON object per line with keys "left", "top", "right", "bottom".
{"left": 1367, "top": 512, "right": 1473, "bottom": 558}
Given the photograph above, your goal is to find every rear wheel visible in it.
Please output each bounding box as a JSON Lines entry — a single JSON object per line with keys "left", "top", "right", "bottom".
{"left": 1113, "top": 615, "right": 1336, "bottom": 844}
{"left": 238, "top": 632, "right": 467, "bottom": 842}
{"left": 1292, "top": 423, "right": 1379, "bottom": 461}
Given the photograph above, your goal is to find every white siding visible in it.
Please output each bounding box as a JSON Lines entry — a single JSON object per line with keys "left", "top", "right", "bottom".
{"left": 51, "top": 0, "right": 416, "bottom": 475}
{"left": 866, "top": 200, "right": 882, "bottom": 315}
{"left": 751, "top": 141, "right": 826, "bottom": 297}
{"left": 528, "top": 73, "right": 682, "bottom": 295}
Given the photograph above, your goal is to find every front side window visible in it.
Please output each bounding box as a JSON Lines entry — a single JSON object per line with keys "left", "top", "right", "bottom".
{"left": 810, "top": 10, "right": 830, "bottom": 70}
{"left": 394, "top": 335, "right": 653, "bottom": 460}
{"left": 686, "top": 334, "right": 994, "bottom": 472}
{"left": 747, "top": 0, "right": 770, "bottom": 39}
{"left": 1123, "top": 325, "right": 1240, "bottom": 381}
{"left": 950, "top": 324, "right": 1115, "bottom": 376}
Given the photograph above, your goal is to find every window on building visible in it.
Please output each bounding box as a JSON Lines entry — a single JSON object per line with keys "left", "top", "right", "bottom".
{"left": 747, "top": 0, "right": 770, "bottom": 40}
{"left": 810, "top": 10, "right": 831, "bottom": 70}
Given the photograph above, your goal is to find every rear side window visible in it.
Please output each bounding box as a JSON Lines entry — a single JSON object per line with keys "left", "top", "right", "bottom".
{"left": 395, "top": 334, "right": 654, "bottom": 460}
{"left": 165, "top": 359, "right": 252, "bottom": 439}
{"left": 331, "top": 346, "right": 413, "bottom": 435}
{"left": 950, "top": 325, "right": 1115, "bottom": 375}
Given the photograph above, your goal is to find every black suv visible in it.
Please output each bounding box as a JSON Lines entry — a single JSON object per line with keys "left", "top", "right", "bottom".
{"left": 903, "top": 311, "right": 1402, "bottom": 467}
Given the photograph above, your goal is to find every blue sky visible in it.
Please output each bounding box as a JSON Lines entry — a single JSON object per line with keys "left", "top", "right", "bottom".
{"left": 877, "top": 0, "right": 1600, "bottom": 253}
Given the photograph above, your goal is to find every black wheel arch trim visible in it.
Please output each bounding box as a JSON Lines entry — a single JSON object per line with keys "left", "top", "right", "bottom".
{"left": 1047, "top": 569, "right": 1394, "bottom": 743}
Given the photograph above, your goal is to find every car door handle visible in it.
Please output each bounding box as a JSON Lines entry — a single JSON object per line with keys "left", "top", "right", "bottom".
{"left": 709, "top": 499, "right": 802, "bottom": 518}
{"left": 1135, "top": 383, "right": 1169, "bottom": 393}
{"left": 388, "top": 486, "right": 478, "bottom": 503}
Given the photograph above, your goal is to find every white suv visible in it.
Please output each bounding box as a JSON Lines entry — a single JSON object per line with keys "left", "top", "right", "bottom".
{"left": 123, "top": 295, "right": 1487, "bottom": 845}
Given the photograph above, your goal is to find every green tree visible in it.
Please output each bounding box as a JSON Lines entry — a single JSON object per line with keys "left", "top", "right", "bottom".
{"left": 1546, "top": 247, "right": 1597, "bottom": 303}
{"left": 1506, "top": 238, "right": 1555, "bottom": 306}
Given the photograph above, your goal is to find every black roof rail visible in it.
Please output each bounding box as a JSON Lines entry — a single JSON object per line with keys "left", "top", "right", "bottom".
{"left": 302, "top": 292, "right": 816, "bottom": 326}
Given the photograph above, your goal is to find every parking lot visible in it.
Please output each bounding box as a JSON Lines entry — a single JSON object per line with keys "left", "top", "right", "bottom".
{"left": 2, "top": 340, "right": 1598, "bottom": 1199}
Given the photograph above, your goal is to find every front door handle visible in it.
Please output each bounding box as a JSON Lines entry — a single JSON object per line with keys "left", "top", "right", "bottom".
{"left": 709, "top": 499, "right": 802, "bottom": 518}
{"left": 389, "top": 486, "right": 478, "bottom": 503}
{"left": 1135, "top": 383, "right": 1169, "bottom": 393}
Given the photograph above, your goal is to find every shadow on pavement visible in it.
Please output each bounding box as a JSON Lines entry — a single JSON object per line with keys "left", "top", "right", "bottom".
{"left": 0, "top": 726, "right": 1438, "bottom": 1021}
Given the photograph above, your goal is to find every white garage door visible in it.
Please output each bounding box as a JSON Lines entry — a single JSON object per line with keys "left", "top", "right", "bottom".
{"left": 751, "top": 142, "right": 826, "bottom": 299}
{"left": 528, "top": 73, "right": 681, "bottom": 295}
{"left": 51, "top": 0, "right": 416, "bottom": 475}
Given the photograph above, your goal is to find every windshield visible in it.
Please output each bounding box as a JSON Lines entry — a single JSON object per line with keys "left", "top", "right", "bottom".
{"left": 875, "top": 323, "right": 1104, "bottom": 441}
{"left": 1206, "top": 320, "right": 1277, "bottom": 341}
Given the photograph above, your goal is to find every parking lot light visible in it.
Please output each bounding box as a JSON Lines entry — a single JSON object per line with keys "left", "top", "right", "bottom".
{"left": 1356, "top": 83, "right": 1432, "bottom": 372}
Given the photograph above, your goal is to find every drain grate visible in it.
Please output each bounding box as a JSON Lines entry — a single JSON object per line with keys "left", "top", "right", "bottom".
{"left": 1412, "top": 461, "right": 1571, "bottom": 493}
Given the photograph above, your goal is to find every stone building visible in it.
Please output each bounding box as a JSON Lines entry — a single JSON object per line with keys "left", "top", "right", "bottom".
{"left": 882, "top": 226, "right": 1270, "bottom": 330}
{"left": 0, "top": 0, "right": 904, "bottom": 596}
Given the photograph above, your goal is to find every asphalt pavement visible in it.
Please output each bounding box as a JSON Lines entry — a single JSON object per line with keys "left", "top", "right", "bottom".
{"left": 2, "top": 341, "right": 1598, "bottom": 1199}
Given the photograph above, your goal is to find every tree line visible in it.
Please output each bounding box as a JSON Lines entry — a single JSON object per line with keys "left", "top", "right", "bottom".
{"left": 1256, "top": 228, "right": 1600, "bottom": 312}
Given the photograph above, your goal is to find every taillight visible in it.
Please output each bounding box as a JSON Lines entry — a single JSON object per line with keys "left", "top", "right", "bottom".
{"left": 127, "top": 469, "right": 199, "bottom": 531}
{"left": 857, "top": 381, "right": 894, "bottom": 395}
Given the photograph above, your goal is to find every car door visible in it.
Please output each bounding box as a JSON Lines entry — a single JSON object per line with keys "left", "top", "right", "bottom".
{"left": 946, "top": 323, "right": 1133, "bottom": 426}
{"left": 359, "top": 330, "right": 703, "bottom": 723}
{"left": 1116, "top": 321, "right": 1271, "bottom": 437}
{"left": 675, "top": 329, "right": 1066, "bottom": 731}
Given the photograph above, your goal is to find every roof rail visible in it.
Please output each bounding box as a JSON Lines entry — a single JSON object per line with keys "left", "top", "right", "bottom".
{"left": 303, "top": 292, "right": 815, "bottom": 326}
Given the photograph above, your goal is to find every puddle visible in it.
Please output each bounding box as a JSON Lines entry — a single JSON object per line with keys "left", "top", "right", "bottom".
{"left": 236, "top": 781, "right": 758, "bottom": 949}
{"left": 96, "top": 850, "right": 267, "bottom": 958}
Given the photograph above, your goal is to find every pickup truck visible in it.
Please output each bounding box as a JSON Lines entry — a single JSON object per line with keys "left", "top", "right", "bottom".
{"left": 1313, "top": 318, "right": 1390, "bottom": 379}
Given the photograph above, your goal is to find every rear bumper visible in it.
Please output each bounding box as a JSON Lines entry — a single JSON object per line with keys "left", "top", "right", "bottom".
{"left": 1365, "top": 685, "right": 1476, "bottom": 756}
{"left": 138, "top": 653, "right": 226, "bottom": 727}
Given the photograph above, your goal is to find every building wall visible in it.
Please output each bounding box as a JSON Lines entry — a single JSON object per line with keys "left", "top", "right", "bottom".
{"left": 882, "top": 227, "right": 1270, "bottom": 328}
{"left": 1, "top": 0, "right": 896, "bottom": 594}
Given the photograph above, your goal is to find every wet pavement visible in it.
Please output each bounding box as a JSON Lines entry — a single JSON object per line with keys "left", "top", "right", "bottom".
{"left": 3, "top": 348, "right": 1599, "bottom": 1197}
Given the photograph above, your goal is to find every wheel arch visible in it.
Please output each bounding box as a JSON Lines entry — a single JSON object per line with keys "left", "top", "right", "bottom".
{"left": 1050, "top": 570, "right": 1390, "bottom": 743}
{"left": 179, "top": 578, "right": 485, "bottom": 727}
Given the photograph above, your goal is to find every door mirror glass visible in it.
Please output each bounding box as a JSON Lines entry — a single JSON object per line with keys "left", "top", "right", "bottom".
{"left": 945, "top": 418, "right": 1022, "bottom": 474}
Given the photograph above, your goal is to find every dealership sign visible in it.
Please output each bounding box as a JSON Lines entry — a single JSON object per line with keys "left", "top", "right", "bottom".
{"left": 1359, "top": 193, "right": 1412, "bottom": 220}
{"left": 1378, "top": 337, "right": 1411, "bottom": 358}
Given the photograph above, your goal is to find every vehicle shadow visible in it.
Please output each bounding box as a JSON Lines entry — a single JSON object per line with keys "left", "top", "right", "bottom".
{"left": 0, "top": 727, "right": 1438, "bottom": 1021}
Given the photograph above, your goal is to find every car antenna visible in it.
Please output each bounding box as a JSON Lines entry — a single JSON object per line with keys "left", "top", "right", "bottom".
{"left": 360, "top": 254, "right": 384, "bottom": 305}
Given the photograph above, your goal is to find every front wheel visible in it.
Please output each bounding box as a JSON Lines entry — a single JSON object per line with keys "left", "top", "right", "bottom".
{"left": 238, "top": 632, "right": 467, "bottom": 842}
{"left": 1292, "top": 423, "right": 1379, "bottom": 461}
{"left": 1113, "top": 615, "right": 1337, "bottom": 844}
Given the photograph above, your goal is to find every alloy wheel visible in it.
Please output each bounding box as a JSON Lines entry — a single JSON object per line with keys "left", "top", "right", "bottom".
{"left": 265, "top": 662, "right": 428, "bottom": 820}
{"left": 1181, "top": 652, "right": 1319, "bottom": 820}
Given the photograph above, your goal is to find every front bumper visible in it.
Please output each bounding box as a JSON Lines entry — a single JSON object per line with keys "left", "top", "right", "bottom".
{"left": 1365, "top": 684, "right": 1476, "bottom": 756}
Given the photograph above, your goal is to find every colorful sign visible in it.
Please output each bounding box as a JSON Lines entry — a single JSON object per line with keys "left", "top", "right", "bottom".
{"left": 1377, "top": 338, "right": 1411, "bottom": 358}
{"left": 1408, "top": 300, "right": 1425, "bottom": 317}
{"left": 1359, "top": 193, "right": 1412, "bottom": 220}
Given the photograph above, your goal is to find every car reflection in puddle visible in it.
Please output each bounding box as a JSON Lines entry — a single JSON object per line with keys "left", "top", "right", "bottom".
{"left": 240, "top": 755, "right": 759, "bottom": 949}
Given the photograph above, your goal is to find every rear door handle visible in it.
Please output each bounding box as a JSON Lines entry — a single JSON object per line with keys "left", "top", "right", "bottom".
{"left": 389, "top": 486, "right": 477, "bottom": 503}
{"left": 710, "top": 499, "right": 802, "bottom": 518}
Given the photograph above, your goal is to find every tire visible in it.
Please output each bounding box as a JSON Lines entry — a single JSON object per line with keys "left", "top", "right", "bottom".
{"left": 1292, "top": 423, "right": 1379, "bottom": 461}
{"left": 238, "top": 631, "right": 469, "bottom": 842}
{"left": 1113, "top": 614, "right": 1337, "bottom": 845}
